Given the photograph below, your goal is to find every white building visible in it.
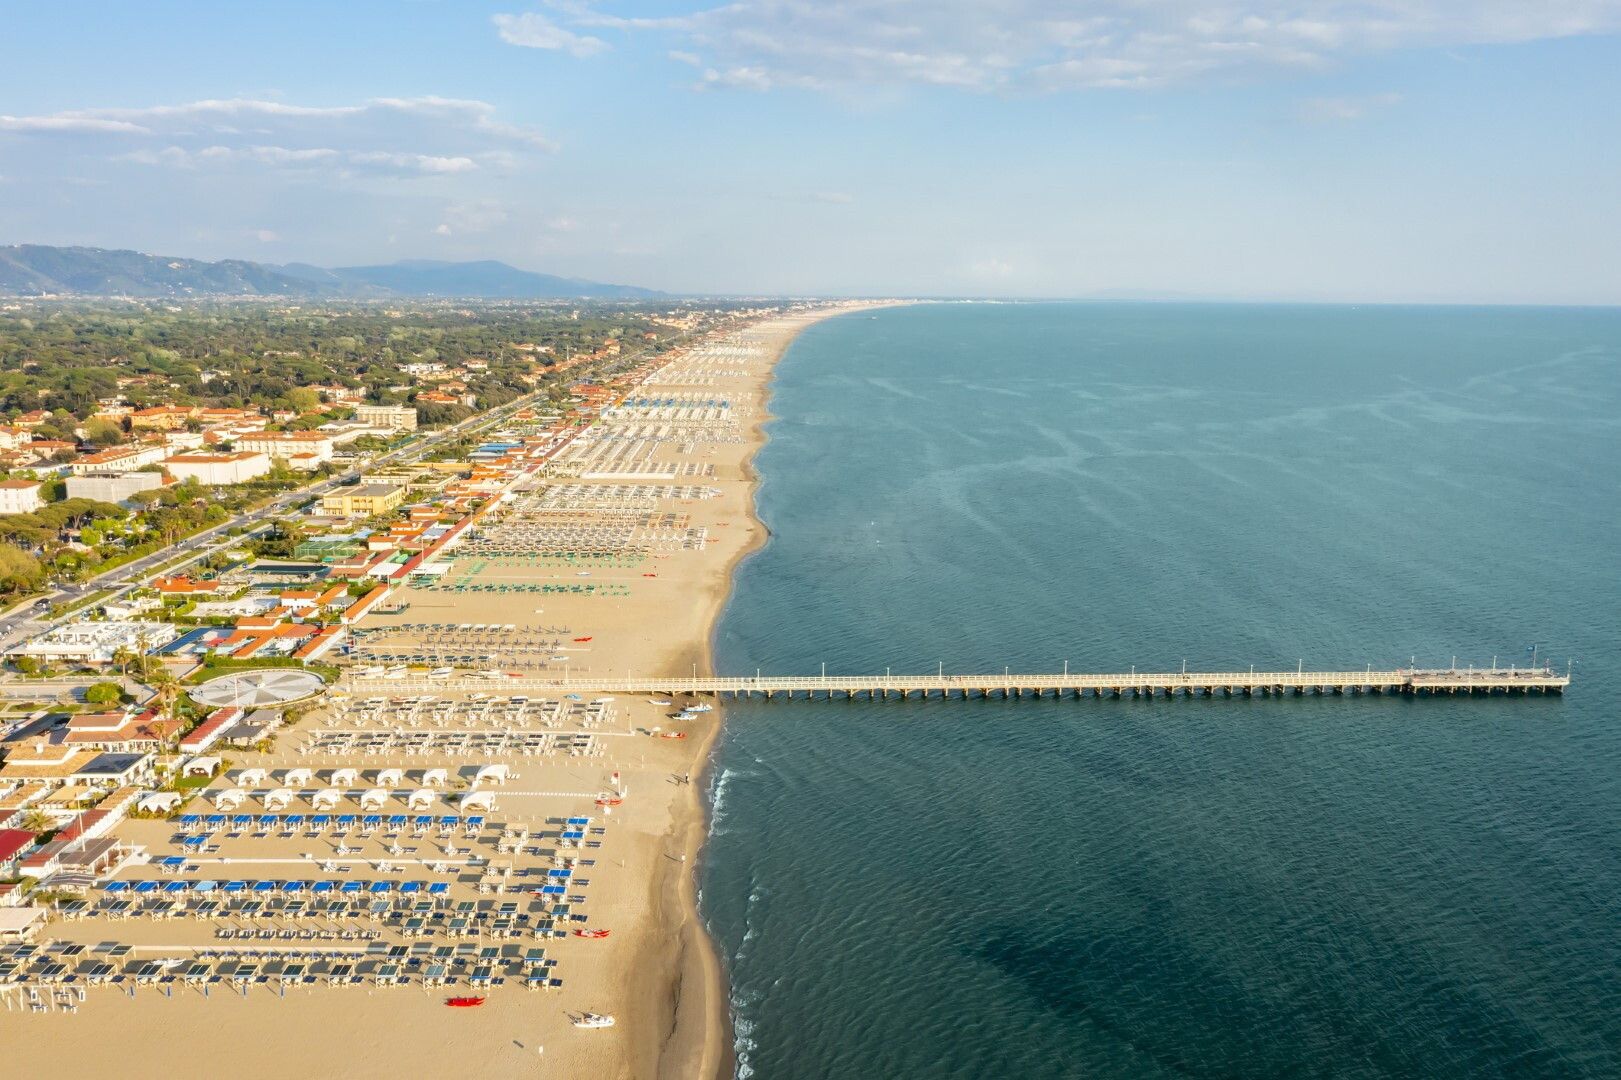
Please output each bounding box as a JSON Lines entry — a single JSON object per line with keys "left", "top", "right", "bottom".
{"left": 69, "top": 445, "right": 168, "bottom": 476}
{"left": 65, "top": 472, "right": 167, "bottom": 504}
{"left": 162, "top": 451, "right": 271, "bottom": 486}
{"left": 0, "top": 479, "right": 43, "bottom": 515}
{"left": 355, "top": 404, "right": 418, "bottom": 431}
{"left": 235, "top": 430, "right": 335, "bottom": 466}
{"left": 15, "top": 621, "right": 179, "bottom": 665}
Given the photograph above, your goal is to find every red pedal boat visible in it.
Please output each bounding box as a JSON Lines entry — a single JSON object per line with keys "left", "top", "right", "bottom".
{"left": 445, "top": 996, "right": 486, "bottom": 1007}
{"left": 574, "top": 929, "right": 611, "bottom": 939}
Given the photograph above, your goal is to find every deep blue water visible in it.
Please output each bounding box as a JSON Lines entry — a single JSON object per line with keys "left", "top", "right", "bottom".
{"left": 703, "top": 303, "right": 1621, "bottom": 1079}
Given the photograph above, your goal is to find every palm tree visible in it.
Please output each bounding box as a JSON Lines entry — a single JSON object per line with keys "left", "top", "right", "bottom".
{"left": 19, "top": 807, "right": 53, "bottom": 835}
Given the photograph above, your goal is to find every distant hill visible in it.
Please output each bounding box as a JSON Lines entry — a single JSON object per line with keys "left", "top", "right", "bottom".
{"left": 0, "top": 244, "right": 663, "bottom": 300}
{"left": 0, "top": 245, "right": 326, "bottom": 298}
{"left": 313, "top": 259, "right": 660, "bottom": 300}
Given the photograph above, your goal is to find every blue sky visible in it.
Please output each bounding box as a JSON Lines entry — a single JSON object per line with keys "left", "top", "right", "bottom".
{"left": 2, "top": 2, "right": 1619, "bottom": 302}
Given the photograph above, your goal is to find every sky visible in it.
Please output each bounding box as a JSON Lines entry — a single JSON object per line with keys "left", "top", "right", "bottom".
{"left": 1, "top": 1, "right": 1619, "bottom": 302}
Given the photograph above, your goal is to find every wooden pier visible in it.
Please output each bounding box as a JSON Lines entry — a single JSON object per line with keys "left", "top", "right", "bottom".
{"left": 343, "top": 667, "right": 1570, "bottom": 699}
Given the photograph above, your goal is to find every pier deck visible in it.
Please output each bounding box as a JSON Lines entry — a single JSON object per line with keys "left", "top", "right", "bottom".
{"left": 343, "top": 668, "right": 1569, "bottom": 699}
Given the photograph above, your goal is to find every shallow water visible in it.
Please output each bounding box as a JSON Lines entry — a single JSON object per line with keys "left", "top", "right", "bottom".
{"left": 704, "top": 303, "right": 1621, "bottom": 1079}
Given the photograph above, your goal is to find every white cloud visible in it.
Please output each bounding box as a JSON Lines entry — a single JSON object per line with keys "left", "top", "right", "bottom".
{"left": 121, "top": 144, "right": 479, "bottom": 176}
{"left": 253, "top": 229, "right": 280, "bottom": 242}
{"left": 350, "top": 151, "right": 479, "bottom": 174}
{"left": 970, "top": 256, "right": 1015, "bottom": 278}
{"left": 434, "top": 223, "right": 453, "bottom": 236}
{"left": 0, "top": 115, "right": 148, "bottom": 134}
{"left": 540, "top": 1, "right": 1621, "bottom": 93}
{"left": 0, "top": 96, "right": 556, "bottom": 169}
{"left": 1296, "top": 91, "right": 1403, "bottom": 121}
{"left": 493, "top": 12, "right": 609, "bottom": 57}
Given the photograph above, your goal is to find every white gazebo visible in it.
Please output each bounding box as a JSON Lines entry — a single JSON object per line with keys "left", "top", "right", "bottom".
{"left": 138, "top": 792, "right": 183, "bottom": 815}
{"left": 421, "top": 768, "right": 449, "bottom": 787}
{"left": 213, "top": 788, "right": 246, "bottom": 811}
{"left": 236, "top": 767, "right": 267, "bottom": 787}
{"left": 375, "top": 767, "right": 404, "bottom": 788}
{"left": 473, "top": 764, "right": 509, "bottom": 786}
{"left": 406, "top": 788, "right": 436, "bottom": 811}
{"left": 460, "top": 790, "right": 496, "bottom": 812}
{"left": 358, "top": 788, "right": 389, "bottom": 811}
{"left": 282, "top": 767, "right": 314, "bottom": 787}
{"left": 263, "top": 788, "right": 294, "bottom": 812}
{"left": 311, "top": 788, "right": 342, "bottom": 811}
{"left": 182, "top": 755, "right": 221, "bottom": 778}
{"left": 330, "top": 767, "right": 359, "bottom": 788}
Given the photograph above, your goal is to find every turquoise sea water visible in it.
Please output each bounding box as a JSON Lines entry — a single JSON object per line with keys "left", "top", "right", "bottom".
{"left": 702, "top": 303, "right": 1621, "bottom": 1079}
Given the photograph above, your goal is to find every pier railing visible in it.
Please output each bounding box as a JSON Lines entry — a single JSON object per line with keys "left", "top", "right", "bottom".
{"left": 340, "top": 667, "right": 1569, "bottom": 698}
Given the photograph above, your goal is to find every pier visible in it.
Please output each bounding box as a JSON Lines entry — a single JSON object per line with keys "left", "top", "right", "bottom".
{"left": 344, "top": 667, "right": 1570, "bottom": 699}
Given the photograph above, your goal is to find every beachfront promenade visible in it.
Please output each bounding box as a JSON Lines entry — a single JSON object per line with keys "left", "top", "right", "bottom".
{"left": 345, "top": 667, "right": 1570, "bottom": 699}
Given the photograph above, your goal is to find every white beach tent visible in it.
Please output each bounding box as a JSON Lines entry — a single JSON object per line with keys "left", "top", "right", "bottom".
{"left": 213, "top": 788, "right": 246, "bottom": 811}
{"left": 138, "top": 792, "right": 183, "bottom": 814}
{"left": 359, "top": 788, "right": 390, "bottom": 811}
{"left": 263, "top": 788, "right": 294, "bottom": 812}
{"left": 473, "top": 764, "right": 509, "bottom": 786}
{"left": 460, "top": 790, "right": 496, "bottom": 812}
{"left": 282, "top": 767, "right": 314, "bottom": 787}
{"left": 421, "top": 768, "right": 449, "bottom": 787}
{"left": 311, "top": 788, "right": 343, "bottom": 811}
{"left": 182, "top": 755, "right": 221, "bottom": 778}
{"left": 330, "top": 767, "right": 360, "bottom": 788}
{"left": 406, "top": 788, "right": 436, "bottom": 811}
{"left": 375, "top": 767, "right": 405, "bottom": 788}
{"left": 236, "top": 767, "right": 268, "bottom": 787}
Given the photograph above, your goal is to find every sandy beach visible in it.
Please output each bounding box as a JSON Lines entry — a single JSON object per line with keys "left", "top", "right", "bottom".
{"left": 2, "top": 304, "right": 876, "bottom": 1078}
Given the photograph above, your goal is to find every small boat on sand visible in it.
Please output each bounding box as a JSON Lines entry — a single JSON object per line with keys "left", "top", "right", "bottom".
{"left": 647, "top": 699, "right": 672, "bottom": 705}
{"left": 574, "top": 929, "right": 611, "bottom": 939}
{"left": 660, "top": 731, "right": 687, "bottom": 740}
{"left": 445, "top": 996, "right": 485, "bottom": 1008}
{"left": 573, "top": 1013, "right": 616, "bottom": 1028}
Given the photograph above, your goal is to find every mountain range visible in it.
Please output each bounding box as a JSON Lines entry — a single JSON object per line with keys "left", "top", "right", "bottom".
{"left": 0, "top": 245, "right": 663, "bottom": 300}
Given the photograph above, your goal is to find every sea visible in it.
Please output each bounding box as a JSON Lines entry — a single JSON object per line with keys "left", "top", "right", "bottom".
{"left": 701, "top": 302, "right": 1621, "bottom": 1079}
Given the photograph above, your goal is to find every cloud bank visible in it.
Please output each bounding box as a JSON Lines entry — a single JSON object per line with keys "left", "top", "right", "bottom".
{"left": 504, "top": 1, "right": 1621, "bottom": 92}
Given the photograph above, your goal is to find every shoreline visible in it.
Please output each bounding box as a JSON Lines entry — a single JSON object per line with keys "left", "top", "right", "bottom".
{"left": 653, "top": 304, "right": 891, "bottom": 1080}
{"left": 0, "top": 302, "right": 895, "bottom": 1080}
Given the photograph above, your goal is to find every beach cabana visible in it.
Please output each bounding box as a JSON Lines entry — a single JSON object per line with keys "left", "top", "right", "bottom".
{"left": 461, "top": 790, "right": 496, "bottom": 812}
{"left": 236, "top": 767, "right": 268, "bottom": 787}
{"left": 330, "top": 767, "right": 360, "bottom": 787}
{"left": 213, "top": 788, "right": 246, "bottom": 811}
{"left": 375, "top": 768, "right": 405, "bottom": 788}
{"left": 138, "top": 792, "right": 183, "bottom": 815}
{"left": 406, "top": 788, "right": 436, "bottom": 811}
{"left": 421, "top": 768, "right": 449, "bottom": 787}
{"left": 263, "top": 788, "right": 294, "bottom": 812}
{"left": 359, "top": 788, "right": 389, "bottom": 811}
{"left": 311, "top": 788, "right": 342, "bottom": 811}
{"left": 282, "top": 767, "right": 314, "bottom": 787}
{"left": 182, "top": 755, "right": 222, "bottom": 778}
{"left": 473, "top": 764, "right": 510, "bottom": 786}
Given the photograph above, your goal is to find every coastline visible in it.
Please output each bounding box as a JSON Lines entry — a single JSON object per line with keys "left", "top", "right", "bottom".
{"left": 0, "top": 303, "right": 891, "bottom": 1080}
{"left": 653, "top": 304, "right": 891, "bottom": 1080}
